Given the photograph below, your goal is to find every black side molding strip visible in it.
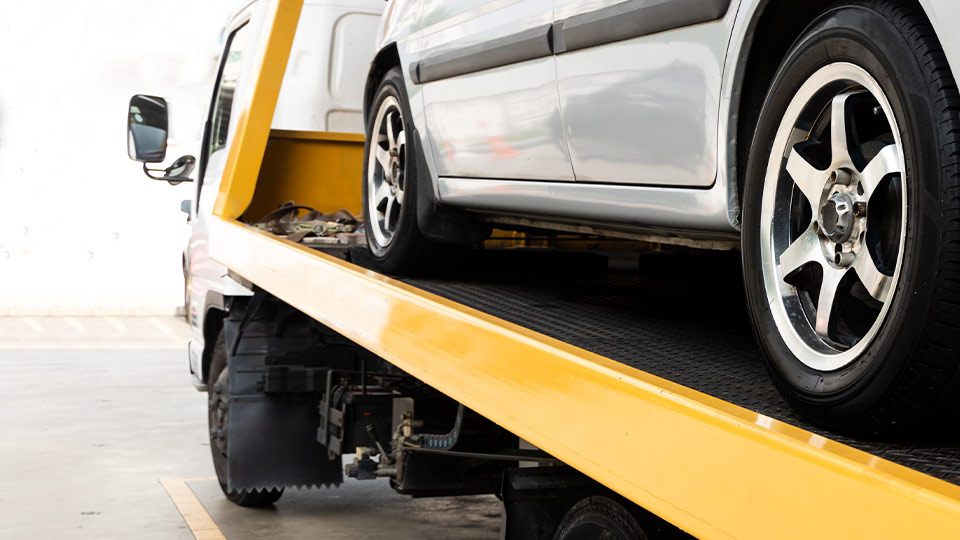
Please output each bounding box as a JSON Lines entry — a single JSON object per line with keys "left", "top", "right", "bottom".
{"left": 412, "top": 24, "right": 553, "bottom": 85}
{"left": 554, "top": 0, "right": 732, "bottom": 54}
{"left": 408, "top": 0, "right": 732, "bottom": 84}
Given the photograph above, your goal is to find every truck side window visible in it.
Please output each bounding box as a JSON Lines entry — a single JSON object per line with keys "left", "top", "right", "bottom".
{"left": 209, "top": 24, "right": 249, "bottom": 157}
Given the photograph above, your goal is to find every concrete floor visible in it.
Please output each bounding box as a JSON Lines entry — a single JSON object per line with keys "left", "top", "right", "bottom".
{"left": 0, "top": 317, "right": 501, "bottom": 539}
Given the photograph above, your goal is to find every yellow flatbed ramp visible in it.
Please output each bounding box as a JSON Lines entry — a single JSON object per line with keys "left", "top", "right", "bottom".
{"left": 207, "top": 1, "right": 960, "bottom": 538}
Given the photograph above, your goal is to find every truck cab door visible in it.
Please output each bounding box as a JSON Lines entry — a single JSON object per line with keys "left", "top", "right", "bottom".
{"left": 553, "top": 0, "right": 736, "bottom": 187}
{"left": 188, "top": 18, "right": 255, "bottom": 333}
{"left": 417, "top": 0, "right": 573, "bottom": 182}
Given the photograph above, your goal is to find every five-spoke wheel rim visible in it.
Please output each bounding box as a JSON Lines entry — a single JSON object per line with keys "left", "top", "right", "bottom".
{"left": 760, "top": 63, "right": 907, "bottom": 372}
{"left": 367, "top": 96, "right": 406, "bottom": 250}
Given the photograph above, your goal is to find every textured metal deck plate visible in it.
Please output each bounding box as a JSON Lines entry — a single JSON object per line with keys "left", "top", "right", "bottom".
{"left": 397, "top": 249, "right": 960, "bottom": 485}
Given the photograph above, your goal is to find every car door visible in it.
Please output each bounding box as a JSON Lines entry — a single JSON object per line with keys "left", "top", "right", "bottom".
{"left": 417, "top": 0, "right": 574, "bottom": 181}
{"left": 553, "top": 0, "right": 736, "bottom": 186}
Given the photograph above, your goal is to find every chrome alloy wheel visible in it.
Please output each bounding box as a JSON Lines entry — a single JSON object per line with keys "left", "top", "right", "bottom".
{"left": 760, "top": 63, "right": 907, "bottom": 372}
{"left": 366, "top": 96, "right": 407, "bottom": 250}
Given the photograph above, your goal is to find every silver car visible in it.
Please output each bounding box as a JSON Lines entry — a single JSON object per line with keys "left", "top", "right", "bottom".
{"left": 362, "top": 0, "right": 960, "bottom": 435}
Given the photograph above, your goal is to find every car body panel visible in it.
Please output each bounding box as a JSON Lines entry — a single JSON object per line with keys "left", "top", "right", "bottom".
{"left": 379, "top": 0, "right": 742, "bottom": 233}
{"left": 554, "top": 0, "right": 737, "bottom": 187}
{"left": 920, "top": 1, "right": 960, "bottom": 88}
{"left": 418, "top": 0, "right": 575, "bottom": 181}
{"left": 375, "top": 0, "right": 960, "bottom": 238}
{"left": 438, "top": 175, "right": 736, "bottom": 234}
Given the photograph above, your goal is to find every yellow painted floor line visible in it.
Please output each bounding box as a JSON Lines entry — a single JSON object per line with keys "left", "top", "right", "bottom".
{"left": 64, "top": 317, "right": 87, "bottom": 335}
{"left": 151, "top": 317, "right": 187, "bottom": 346}
{"left": 160, "top": 477, "right": 226, "bottom": 540}
{"left": 106, "top": 317, "right": 128, "bottom": 334}
{"left": 0, "top": 343, "right": 184, "bottom": 351}
{"left": 22, "top": 318, "right": 44, "bottom": 334}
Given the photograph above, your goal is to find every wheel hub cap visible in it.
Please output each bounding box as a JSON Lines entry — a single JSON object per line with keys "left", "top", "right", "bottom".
{"left": 820, "top": 190, "right": 855, "bottom": 244}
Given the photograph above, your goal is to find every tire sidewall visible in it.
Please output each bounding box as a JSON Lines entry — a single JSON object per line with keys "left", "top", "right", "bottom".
{"left": 207, "top": 331, "right": 229, "bottom": 486}
{"left": 553, "top": 497, "right": 648, "bottom": 540}
{"left": 742, "top": 4, "right": 943, "bottom": 424}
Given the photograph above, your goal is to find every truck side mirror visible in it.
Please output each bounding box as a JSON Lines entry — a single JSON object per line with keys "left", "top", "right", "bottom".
{"left": 127, "top": 95, "right": 168, "bottom": 163}
{"left": 128, "top": 94, "right": 195, "bottom": 185}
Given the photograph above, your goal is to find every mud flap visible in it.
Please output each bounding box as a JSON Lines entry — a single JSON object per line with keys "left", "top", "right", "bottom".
{"left": 412, "top": 127, "right": 491, "bottom": 244}
{"left": 223, "top": 306, "right": 343, "bottom": 492}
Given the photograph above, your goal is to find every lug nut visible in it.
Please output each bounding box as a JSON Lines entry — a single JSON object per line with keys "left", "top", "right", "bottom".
{"left": 835, "top": 252, "right": 855, "bottom": 266}
{"left": 813, "top": 222, "right": 820, "bottom": 234}
{"left": 853, "top": 201, "right": 867, "bottom": 217}
{"left": 831, "top": 169, "right": 853, "bottom": 186}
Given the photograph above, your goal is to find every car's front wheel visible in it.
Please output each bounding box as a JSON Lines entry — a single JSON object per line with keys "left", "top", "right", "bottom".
{"left": 743, "top": 0, "right": 960, "bottom": 434}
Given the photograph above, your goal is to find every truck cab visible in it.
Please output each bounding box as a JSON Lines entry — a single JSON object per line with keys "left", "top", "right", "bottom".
{"left": 127, "top": 0, "right": 384, "bottom": 389}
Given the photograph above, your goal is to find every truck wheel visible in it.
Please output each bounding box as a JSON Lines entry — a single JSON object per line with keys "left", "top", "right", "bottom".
{"left": 742, "top": 0, "right": 960, "bottom": 434}
{"left": 552, "top": 497, "right": 648, "bottom": 540}
{"left": 362, "top": 66, "right": 435, "bottom": 274}
{"left": 208, "top": 330, "right": 284, "bottom": 506}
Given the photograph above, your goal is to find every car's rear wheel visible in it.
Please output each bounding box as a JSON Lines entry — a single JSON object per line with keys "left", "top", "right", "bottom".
{"left": 743, "top": 0, "right": 960, "bottom": 434}
{"left": 362, "top": 66, "right": 436, "bottom": 274}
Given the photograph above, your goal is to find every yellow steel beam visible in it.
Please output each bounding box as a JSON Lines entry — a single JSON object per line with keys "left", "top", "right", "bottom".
{"left": 213, "top": 0, "right": 304, "bottom": 220}
{"left": 210, "top": 220, "right": 960, "bottom": 540}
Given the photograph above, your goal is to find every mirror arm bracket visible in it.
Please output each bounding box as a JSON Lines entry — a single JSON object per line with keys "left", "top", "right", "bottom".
{"left": 142, "top": 162, "right": 193, "bottom": 185}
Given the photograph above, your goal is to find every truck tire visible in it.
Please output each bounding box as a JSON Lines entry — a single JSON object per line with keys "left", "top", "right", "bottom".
{"left": 362, "top": 66, "right": 436, "bottom": 274}
{"left": 552, "top": 497, "right": 648, "bottom": 540}
{"left": 208, "top": 330, "right": 284, "bottom": 506}
{"left": 742, "top": 0, "right": 960, "bottom": 434}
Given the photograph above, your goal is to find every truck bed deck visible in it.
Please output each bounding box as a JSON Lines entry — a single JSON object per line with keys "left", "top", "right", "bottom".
{"left": 211, "top": 218, "right": 960, "bottom": 539}
{"left": 397, "top": 249, "right": 960, "bottom": 485}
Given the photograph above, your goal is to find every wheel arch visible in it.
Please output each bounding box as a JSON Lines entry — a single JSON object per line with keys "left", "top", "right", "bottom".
{"left": 731, "top": 0, "right": 835, "bottom": 212}
{"left": 731, "top": 0, "right": 935, "bottom": 213}
{"left": 363, "top": 43, "right": 400, "bottom": 125}
{"left": 201, "top": 302, "right": 226, "bottom": 384}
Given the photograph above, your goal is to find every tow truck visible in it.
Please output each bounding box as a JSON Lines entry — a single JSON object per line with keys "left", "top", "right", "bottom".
{"left": 126, "top": 1, "right": 960, "bottom": 538}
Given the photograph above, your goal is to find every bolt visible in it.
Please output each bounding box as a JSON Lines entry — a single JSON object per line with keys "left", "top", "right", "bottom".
{"left": 853, "top": 201, "right": 867, "bottom": 217}
{"left": 831, "top": 169, "right": 853, "bottom": 186}
{"left": 873, "top": 106, "right": 883, "bottom": 116}
{"left": 835, "top": 251, "right": 855, "bottom": 266}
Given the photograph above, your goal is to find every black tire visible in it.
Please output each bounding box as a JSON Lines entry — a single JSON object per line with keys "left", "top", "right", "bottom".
{"left": 207, "top": 330, "right": 284, "bottom": 506}
{"left": 362, "top": 66, "right": 436, "bottom": 274}
{"left": 742, "top": 0, "right": 960, "bottom": 435}
{"left": 553, "top": 497, "right": 648, "bottom": 540}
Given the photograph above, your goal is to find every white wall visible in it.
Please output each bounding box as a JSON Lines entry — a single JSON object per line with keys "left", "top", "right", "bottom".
{"left": 0, "top": 0, "right": 242, "bottom": 314}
